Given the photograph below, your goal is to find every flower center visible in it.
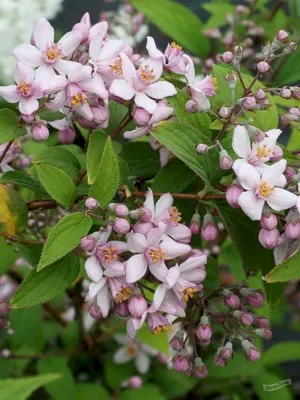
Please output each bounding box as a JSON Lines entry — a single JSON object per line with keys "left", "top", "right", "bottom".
{"left": 258, "top": 181, "right": 274, "bottom": 198}
{"left": 18, "top": 81, "right": 32, "bottom": 97}
{"left": 44, "top": 44, "right": 62, "bottom": 63}
{"left": 169, "top": 207, "right": 182, "bottom": 223}
{"left": 212, "top": 77, "right": 218, "bottom": 92}
{"left": 171, "top": 42, "right": 182, "bottom": 51}
{"left": 71, "top": 93, "right": 87, "bottom": 106}
{"left": 256, "top": 144, "right": 272, "bottom": 159}
{"left": 115, "top": 286, "right": 133, "bottom": 303}
{"left": 149, "top": 248, "right": 166, "bottom": 264}
{"left": 126, "top": 345, "right": 138, "bottom": 357}
{"left": 103, "top": 245, "right": 118, "bottom": 264}
{"left": 182, "top": 287, "right": 198, "bottom": 302}
{"left": 110, "top": 58, "right": 123, "bottom": 75}
{"left": 139, "top": 65, "right": 155, "bottom": 82}
{"left": 153, "top": 325, "right": 170, "bottom": 335}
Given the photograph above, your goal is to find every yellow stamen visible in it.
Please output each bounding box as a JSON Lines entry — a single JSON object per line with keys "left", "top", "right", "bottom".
{"left": 103, "top": 246, "right": 118, "bottom": 264}
{"left": 46, "top": 46, "right": 60, "bottom": 61}
{"left": 18, "top": 81, "right": 31, "bottom": 96}
{"left": 169, "top": 207, "right": 182, "bottom": 223}
{"left": 126, "top": 345, "right": 138, "bottom": 357}
{"left": 110, "top": 58, "right": 123, "bottom": 75}
{"left": 139, "top": 65, "right": 155, "bottom": 82}
{"left": 256, "top": 145, "right": 272, "bottom": 159}
{"left": 71, "top": 93, "right": 87, "bottom": 106}
{"left": 258, "top": 181, "right": 274, "bottom": 197}
{"left": 171, "top": 42, "right": 182, "bottom": 51}
{"left": 149, "top": 248, "right": 166, "bottom": 264}
{"left": 182, "top": 287, "right": 198, "bottom": 302}
{"left": 153, "top": 325, "right": 170, "bottom": 335}
{"left": 115, "top": 286, "right": 133, "bottom": 303}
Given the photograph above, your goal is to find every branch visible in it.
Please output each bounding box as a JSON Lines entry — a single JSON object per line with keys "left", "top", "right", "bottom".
{"left": 27, "top": 195, "right": 86, "bottom": 210}
{"left": 131, "top": 191, "right": 225, "bottom": 200}
{"left": 0, "top": 230, "right": 42, "bottom": 245}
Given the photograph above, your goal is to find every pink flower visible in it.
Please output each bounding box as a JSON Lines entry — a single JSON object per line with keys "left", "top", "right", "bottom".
{"left": 73, "top": 12, "right": 108, "bottom": 43}
{"left": 46, "top": 64, "right": 108, "bottom": 120}
{"left": 85, "top": 277, "right": 111, "bottom": 318}
{"left": 236, "top": 160, "right": 297, "bottom": 220}
{"left": 0, "top": 62, "right": 43, "bottom": 115}
{"left": 109, "top": 53, "right": 177, "bottom": 113}
{"left": 125, "top": 223, "right": 191, "bottom": 283}
{"left": 13, "top": 18, "right": 82, "bottom": 90}
{"left": 146, "top": 37, "right": 188, "bottom": 75}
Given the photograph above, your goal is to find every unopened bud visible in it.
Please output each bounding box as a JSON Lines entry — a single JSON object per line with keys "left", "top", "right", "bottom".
{"left": 241, "top": 340, "right": 261, "bottom": 361}
{"left": 260, "top": 213, "right": 277, "bottom": 230}
{"left": 281, "top": 88, "right": 292, "bottom": 99}
{"left": 192, "top": 358, "right": 208, "bottom": 378}
{"left": 113, "top": 218, "right": 131, "bottom": 234}
{"left": 226, "top": 72, "right": 238, "bottom": 90}
{"left": 115, "top": 301, "right": 130, "bottom": 317}
{"left": 226, "top": 183, "right": 244, "bottom": 207}
{"left": 255, "top": 89, "right": 267, "bottom": 101}
{"left": 170, "top": 331, "right": 184, "bottom": 351}
{"left": 132, "top": 107, "right": 151, "bottom": 126}
{"left": 201, "top": 214, "right": 218, "bottom": 241}
{"left": 234, "top": 46, "right": 243, "bottom": 62}
{"left": 196, "top": 316, "right": 213, "bottom": 341}
{"left": 276, "top": 30, "right": 289, "bottom": 42}
{"left": 222, "top": 51, "right": 234, "bottom": 63}
{"left": 255, "top": 328, "right": 273, "bottom": 340}
{"left": 285, "top": 220, "right": 300, "bottom": 239}
{"left": 190, "top": 212, "right": 201, "bottom": 235}
{"left": 172, "top": 352, "right": 190, "bottom": 372}
{"left": 242, "top": 97, "right": 256, "bottom": 111}
{"left": 89, "top": 304, "right": 103, "bottom": 319}
{"left": 128, "top": 295, "right": 147, "bottom": 318}
{"left": 85, "top": 197, "right": 99, "bottom": 210}
{"left": 270, "top": 145, "right": 283, "bottom": 161}
{"left": 58, "top": 127, "right": 76, "bottom": 144}
{"left": 196, "top": 143, "right": 209, "bottom": 154}
{"left": 219, "top": 107, "right": 230, "bottom": 119}
{"left": 223, "top": 291, "right": 240, "bottom": 309}
{"left": 32, "top": 122, "right": 49, "bottom": 141}
{"left": 219, "top": 150, "right": 233, "bottom": 170}
{"left": 259, "top": 228, "right": 280, "bottom": 249}
{"left": 257, "top": 61, "right": 270, "bottom": 74}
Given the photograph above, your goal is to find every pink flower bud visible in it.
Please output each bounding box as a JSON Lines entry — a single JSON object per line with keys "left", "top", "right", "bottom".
{"left": 291, "top": 87, "right": 300, "bottom": 100}
{"left": 255, "top": 316, "right": 269, "bottom": 328}
{"left": 85, "top": 197, "right": 99, "bottom": 210}
{"left": 132, "top": 107, "right": 151, "bottom": 126}
{"left": 226, "top": 183, "right": 244, "bottom": 208}
{"left": 219, "top": 107, "right": 230, "bottom": 119}
{"left": 284, "top": 167, "right": 296, "bottom": 183}
{"left": 224, "top": 292, "right": 240, "bottom": 309}
{"left": 172, "top": 353, "right": 190, "bottom": 372}
{"left": 233, "top": 310, "right": 253, "bottom": 326}
{"left": 91, "top": 105, "right": 109, "bottom": 125}
{"left": 193, "top": 358, "right": 208, "bottom": 378}
{"left": 260, "top": 213, "right": 277, "bottom": 230}
{"left": 213, "top": 353, "right": 226, "bottom": 366}
{"left": 259, "top": 228, "right": 280, "bottom": 249}
{"left": 128, "top": 295, "right": 147, "bottom": 318}
{"left": 32, "top": 122, "right": 49, "bottom": 141}
{"left": 285, "top": 220, "right": 300, "bottom": 239}
{"left": 133, "top": 221, "right": 154, "bottom": 235}
{"left": 58, "top": 127, "right": 76, "bottom": 144}
{"left": 186, "top": 99, "right": 201, "bottom": 113}
{"left": 255, "top": 328, "right": 273, "bottom": 340}
{"left": 201, "top": 214, "right": 218, "bottom": 241}
{"left": 115, "top": 301, "right": 130, "bottom": 317}
{"left": 255, "top": 89, "right": 267, "bottom": 101}
{"left": 170, "top": 331, "right": 184, "bottom": 351}
{"left": 243, "top": 289, "right": 265, "bottom": 308}
{"left": 205, "top": 58, "right": 214, "bottom": 69}
{"left": 242, "top": 97, "right": 256, "bottom": 111}
{"left": 219, "top": 150, "right": 233, "bottom": 170}
{"left": 252, "top": 129, "right": 266, "bottom": 143}
{"left": 222, "top": 51, "right": 234, "bottom": 63}
{"left": 226, "top": 71, "right": 237, "bottom": 90}
{"left": 0, "top": 303, "right": 10, "bottom": 317}
{"left": 138, "top": 207, "right": 153, "bottom": 222}
{"left": 196, "top": 316, "right": 212, "bottom": 341}
{"left": 289, "top": 42, "right": 297, "bottom": 52}
{"left": 220, "top": 342, "right": 233, "bottom": 360}
{"left": 196, "top": 143, "right": 209, "bottom": 154}
{"left": 242, "top": 340, "right": 261, "bottom": 361}
{"left": 124, "top": 376, "right": 143, "bottom": 390}
{"left": 113, "top": 204, "right": 129, "bottom": 217}
{"left": 281, "top": 88, "right": 292, "bottom": 99}
{"left": 89, "top": 304, "right": 103, "bottom": 319}
{"left": 270, "top": 145, "right": 283, "bottom": 161}
{"left": 81, "top": 235, "right": 96, "bottom": 252}
{"left": 113, "top": 218, "right": 131, "bottom": 234}
{"left": 190, "top": 213, "right": 201, "bottom": 235}
{"left": 276, "top": 30, "right": 289, "bottom": 42}
{"left": 257, "top": 61, "right": 270, "bottom": 74}
{"left": 236, "top": 5, "right": 248, "bottom": 14}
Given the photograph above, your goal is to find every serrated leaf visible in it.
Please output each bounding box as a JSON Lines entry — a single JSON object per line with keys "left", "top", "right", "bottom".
{"left": 0, "top": 109, "right": 26, "bottom": 144}
{"left": 36, "top": 163, "right": 76, "bottom": 207}
{"left": 0, "top": 374, "right": 62, "bottom": 400}
{"left": 117, "top": 156, "right": 129, "bottom": 185}
{"left": 265, "top": 250, "right": 300, "bottom": 283}
{"left": 0, "top": 184, "right": 26, "bottom": 235}
{"left": 131, "top": 0, "right": 209, "bottom": 57}
{"left": 87, "top": 130, "right": 108, "bottom": 184}
{"left": 203, "top": 2, "right": 235, "bottom": 29}
{"left": 151, "top": 121, "right": 222, "bottom": 189}
{"left": 0, "top": 171, "right": 47, "bottom": 196}
{"left": 121, "top": 142, "right": 160, "bottom": 176}
{"left": 11, "top": 253, "right": 79, "bottom": 308}
{"left": 261, "top": 341, "right": 300, "bottom": 366}
{"left": 89, "top": 137, "right": 119, "bottom": 206}
{"left": 0, "top": 237, "right": 18, "bottom": 275}
{"left": 38, "top": 213, "right": 92, "bottom": 270}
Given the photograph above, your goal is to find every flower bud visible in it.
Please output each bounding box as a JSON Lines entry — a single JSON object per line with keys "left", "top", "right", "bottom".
{"left": 226, "top": 72, "right": 237, "bottom": 90}
{"left": 170, "top": 331, "right": 184, "bottom": 351}
{"left": 124, "top": 376, "right": 143, "bottom": 390}
{"left": 113, "top": 218, "right": 131, "bottom": 234}
{"left": 255, "top": 316, "right": 269, "bottom": 328}
{"left": 233, "top": 310, "right": 253, "bottom": 326}
{"left": 252, "top": 129, "right": 266, "bottom": 143}
{"left": 234, "top": 46, "right": 243, "bottom": 62}
{"left": 213, "top": 353, "right": 226, "bottom": 366}
{"left": 115, "top": 301, "right": 130, "bottom": 317}
{"left": 192, "top": 358, "right": 208, "bottom": 378}
{"left": 255, "top": 89, "right": 267, "bottom": 101}
{"left": 260, "top": 213, "right": 277, "bottom": 230}
{"left": 255, "top": 328, "right": 273, "bottom": 340}
{"left": 91, "top": 105, "right": 109, "bottom": 125}
{"left": 241, "top": 288, "right": 264, "bottom": 308}
{"left": 241, "top": 340, "right": 261, "bottom": 361}
{"left": 219, "top": 150, "right": 233, "bottom": 170}
{"left": 132, "top": 107, "right": 151, "bottom": 126}
{"left": 85, "top": 197, "right": 99, "bottom": 210}
{"left": 259, "top": 228, "right": 280, "bottom": 249}
{"left": 284, "top": 167, "right": 296, "bottom": 183}
{"left": 172, "top": 352, "right": 190, "bottom": 372}
{"left": 58, "top": 127, "right": 76, "bottom": 144}
{"left": 220, "top": 342, "right": 233, "bottom": 360}
{"left": 0, "top": 303, "right": 10, "bottom": 317}
{"left": 219, "top": 107, "right": 230, "bottom": 119}
{"left": 276, "top": 30, "right": 289, "bottom": 42}
{"left": 291, "top": 87, "right": 300, "bottom": 100}
{"left": 112, "top": 204, "right": 129, "bottom": 217}
{"left": 223, "top": 291, "right": 240, "bottom": 309}
{"left": 236, "top": 5, "right": 248, "bottom": 14}
{"left": 128, "top": 295, "right": 147, "bottom": 318}
{"left": 89, "top": 304, "right": 103, "bottom": 319}
{"left": 288, "top": 42, "right": 297, "bottom": 52}
{"left": 81, "top": 236, "right": 96, "bottom": 252}
{"left": 133, "top": 222, "right": 154, "bottom": 235}
{"left": 186, "top": 99, "right": 201, "bottom": 113}
{"left": 201, "top": 214, "right": 218, "bottom": 241}
{"left": 257, "top": 61, "right": 270, "bottom": 74}
{"left": 190, "top": 212, "right": 201, "bottom": 235}
{"left": 285, "top": 220, "right": 300, "bottom": 239}
{"left": 196, "top": 143, "right": 209, "bottom": 154}
{"left": 32, "top": 122, "right": 49, "bottom": 141}
{"left": 196, "top": 316, "right": 212, "bottom": 341}
{"left": 280, "top": 88, "right": 292, "bottom": 99}
{"left": 222, "top": 51, "right": 234, "bottom": 63}
{"left": 270, "top": 145, "right": 283, "bottom": 161}
{"left": 226, "top": 183, "right": 244, "bottom": 207}
{"left": 242, "top": 97, "right": 256, "bottom": 111}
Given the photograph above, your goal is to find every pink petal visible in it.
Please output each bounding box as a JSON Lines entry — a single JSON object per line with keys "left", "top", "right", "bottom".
{"left": 80, "top": 75, "right": 108, "bottom": 99}
{"left": 85, "top": 256, "right": 103, "bottom": 282}
{"left": 237, "top": 164, "right": 260, "bottom": 191}
{"left": 109, "top": 79, "right": 135, "bottom": 101}
{"left": 89, "top": 21, "right": 108, "bottom": 41}
{"left": 68, "top": 65, "right": 92, "bottom": 83}
{"left": 262, "top": 159, "right": 287, "bottom": 187}
{"left": 160, "top": 291, "right": 186, "bottom": 317}
{"left": 140, "top": 58, "right": 163, "bottom": 82}
{"left": 166, "top": 224, "right": 191, "bottom": 243}
{"left": 81, "top": 12, "right": 91, "bottom": 26}
{"left": 46, "top": 90, "right": 68, "bottom": 111}
{"left": 135, "top": 92, "right": 157, "bottom": 114}
{"left": 127, "top": 232, "right": 148, "bottom": 253}
{"left": 165, "top": 265, "right": 180, "bottom": 287}
{"left": 179, "top": 256, "right": 207, "bottom": 273}
{"left": 232, "top": 159, "right": 248, "bottom": 176}
{"left": 124, "top": 126, "right": 150, "bottom": 139}
{"left": 54, "top": 60, "right": 81, "bottom": 76}
{"left": 35, "top": 64, "right": 56, "bottom": 91}
{"left": 76, "top": 102, "right": 93, "bottom": 121}
{"left": 89, "top": 34, "right": 104, "bottom": 60}
{"left": 120, "top": 52, "right": 136, "bottom": 83}
{"left": 266, "top": 128, "right": 282, "bottom": 141}
{"left": 185, "top": 55, "right": 195, "bottom": 85}
{"left": 0, "top": 86, "right": 20, "bottom": 103}
{"left": 159, "top": 147, "right": 171, "bottom": 168}
{"left": 86, "top": 277, "right": 107, "bottom": 301}
{"left": 150, "top": 284, "right": 167, "bottom": 311}
{"left": 109, "top": 241, "right": 129, "bottom": 253}
{"left": 19, "top": 97, "right": 39, "bottom": 115}
{"left": 144, "top": 188, "right": 155, "bottom": 216}
{"left": 15, "top": 62, "right": 34, "bottom": 84}
{"left": 46, "top": 76, "right": 68, "bottom": 94}
{"left": 147, "top": 223, "right": 166, "bottom": 247}
{"left": 99, "top": 40, "right": 124, "bottom": 61}
{"left": 33, "top": 17, "right": 54, "bottom": 51}
{"left": 155, "top": 193, "right": 173, "bottom": 218}
{"left": 149, "top": 105, "right": 173, "bottom": 125}
{"left": 146, "top": 36, "right": 164, "bottom": 59}
{"left": 149, "top": 263, "right": 169, "bottom": 283}
{"left": 160, "top": 236, "right": 191, "bottom": 258}
{"left": 182, "top": 268, "right": 206, "bottom": 283}
{"left": 144, "top": 81, "right": 177, "bottom": 99}
{"left": 232, "top": 125, "right": 251, "bottom": 159}
{"left": 96, "top": 283, "right": 110, "bottom": 317}
{"left": 59, "top": 31, "right": 82, "bottom": 55}
{"left": 267, "top": 188, "right": 297, "bottom": 211}
{"left": 238, "top": 191, "right": 265, "bottom": 220}
{"left": 104, "top": 261, "right": 125, "bottom": 277}
{"left": 96, "top": 225, "right": 112, "bottom": 246}
{"left": 13, "top": 44, "right": 42, "bottom": 68}
{"left": 126, "top": 254, "right": 148, "bottom": 283}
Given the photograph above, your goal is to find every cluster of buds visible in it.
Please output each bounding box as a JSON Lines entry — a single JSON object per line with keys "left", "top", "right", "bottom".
{"left": 196, "top": 141, "right": 233, "bottom": 171}
{"left": 189, "top": 212, "right": 219, "bottom": 242}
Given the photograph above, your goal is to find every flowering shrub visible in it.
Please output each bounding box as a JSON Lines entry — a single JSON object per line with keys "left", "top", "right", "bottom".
{"left": 1, "top": 0, "right": 300, "bottom": 398}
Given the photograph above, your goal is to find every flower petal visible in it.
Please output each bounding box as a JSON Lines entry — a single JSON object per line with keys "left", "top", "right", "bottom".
{"left": 144, "top": 188, "right": 155, "bottom": 216}
{"left": 146, "top": 36, "right": 164, "bottom": 59}
{"left": 126, "top": 254, "right": 148, "bottom": 283}
{"left": 15, "top": 62, "right": 34, "bottom": 85}
{"left": 147, "top": 223, "right": 166, "bottom": 247}
{"left": 144, "top": 81, "right": 177, "bottom": 99}
{"left": 80, "top": 76, "right": 108, "bottom": 99}
{"left": 120, "top": 52, "right": 136, "bottom": 83}
{"left": 104, "top": 261, "right": 125, "bottom": 277}
{"left": 232, "top": 125, "right": 251, "bottom": 159}
{"left": 85, "top": 277, "right": 107, "bottom": 301}
{"left": 267, "top": 188, "right": 297, "bottom": 211}
{"left": 262, "top": 159, "right": 287, "bottom": 187}
{"left": 0, "top": 86, "right": 20, "bottom": 103}
{"left": 46, "top": 90, "right": 68, "bottom": 111}
{"left": 165, "top": 224, "right": 191, "bottom": 243}
{"left": 76, "top": 102, "right": 93, "bottom": 121}
{"left": 114, "top": 347, "right": 134, "bottom": 363}
{"left": 96, "top": 283, "right": 110, "bottom": 317}
{"left": 89, "top": 34, "right": 104, "bottom": 61}
{"left": 237, "top": 163, "right": 260, "bottom": 191}
{"left": 135, "top": 352, "right": 150, "bottom": 374}
{"left": 238, "top": 191, "right": 265, "bottom": 220}
{"left": 13, "top": 44, "right": 42, "bottom": 68}
{"left": 160, "top": 235, "right": 191, "bottom": 258}
{"left": 33, "top": 17, "right": 54, "bottom": 51}
{"left": 109, "top": 79, "right": 135, "bottom": 101}
{"left": 149, "top": 263, "right": 169, "bottom": 283}
{"left": 109, "top": 240, "right": 129, "bottom": 253}
{"left": 127, "top": 232, "right": 148, "bottom": 253}
{"left": 159, "top": 147, "right": 171, "bottom": 168}
{"left": 19, "top": 97, "right": 39, "bottom": 115}
{"left": 179, "top": 255, "right": 207, "bottom": 273}
{"left": 59, "top": 31, "right": 82, "bottom": 55}
{"left": 155, "top": 193, "right": 173, "bottom": 219}
{"left": 135, "top": 93, "right": 157, "bottom": 113}
{"left": 185, "top": 55, "right": 195, "bottom": 85}
{"left": 99, "top": 39, "right": 124, "bottom": 61}
{"left": 85, "top": 256, "right": 103, "bottom": 282}
{"left": 124, "top": 126, "right": 150, "bottom": 139}
{"left": 149, "top": 105, "right": 173, "bottom": 125}
{"left": 150, "top": 284, "right": 168, "bottom": 311}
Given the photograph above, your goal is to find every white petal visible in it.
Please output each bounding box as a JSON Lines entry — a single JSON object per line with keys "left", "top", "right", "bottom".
{"left": 149, "top": 263, "right": 169, "bottom": 283}
{"left": 267, "top": 188, "right": 297, "bottom": 211}
{"left": 126, "top": 254, "right": 148, "bottom": 283}
{"left": 104, "top": 261, "right": 125, "bottom": 277}
{"left": 85, "top": 278, "right": 107, "bottom": 301}
{"left": 120, "top": 52, "right": 136, "bottom": 83}
{"left": 237, "top": 163, "right": 261, "bottom": 191}
{"left": 59, "top": 31, "right": 82, "bottom": 55}
{"left": 34, "top": 65, "right": 57, "bottom": 91}
{"left": 124, "top": 126, "right": 150, "bottom": 139}
{"left": 127, "top": 232, "right": 148, "bottom": 253}
{"left": 96, "top": 225, "right": 112, "bottom": 246}
{"left": 19, "top": 97, "right": 39, "bottom": 115}
{"left": 135, "top": 352, "right": 150, "bottom": 374}
{"left": 266, "top": 128, "right": 282, "bottom": 141}
{"left": 179, "top": 255, "right": 207, "bottom": 273}
{"left": 150, "top": 284, "right": 167, "bottom": 310}
{"left": 262, "top": 159, "right": 287, "bottom": 187}
{"left": 160, "top": 236, "right": 191, "bottom": 258}
{"left": 68, "top": 65, "right": 92, "bottom": 83}
{"left": 33, "top": 17, "right": 54, "bottom": 51}
{"left": 147, "top": 223, "right": 166, "bottom": 247}
{"left": 237, "top": 191, "right": 265, "bottom": 220}
{"left": 109, "top": 241, "right": 129, "bottom": 253}
{"left": 146, "top": 36, "right": 164, "bottom": 59}
{"left": 109, "top": 79, "right": 135, "bottom": 101}
{"left": 0, "top": 86, "right": 20, "bottom": 103}
{"left": 155, "top": 193, "right": 173, "bottom": 218}
{"left": 114, "top": 334, "right": 132, "bottom": 346}
{"left": 54, "top": 60, "right": 81, "bottom": 76}
{"left": 96, "top": 283, "right": 110, "bottom": 318}
{"left": 89, "top": 34, "right": 104, "bottom": 60}
{"left": 99, "top": 40, "right": 124, "bottom": 61}
{"left": 85, "top": 256, "right": 103, "bottom": 282}
{"left": 185, "top": 55, "right": 195, "bottom": 85}
{"left": 135, "top": 93, "right": 157, "bottom": 114}
{"left": 13, "top": 44, "right": 42, "bottom": 68}
{"left": 232, "top": 125, "right": 251, "bottom": 159}
{"left": 114, "top": 347, "right": 134, "bottom": 363}
{"left": 166, "top": 265, "right": 180, "bottom": 287}
{"left": 144, "top": 81, "right": 177, "bottom": 99}
{"left": 15, "top": 62, "right": 34, "bottom": 85}
{"left": 144, "top": 188, "right": 155, "bottom": 216}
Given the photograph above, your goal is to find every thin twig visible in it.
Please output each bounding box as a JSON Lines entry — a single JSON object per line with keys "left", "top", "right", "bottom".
{"left": 131, "top": 191, "right": 225, "bottom": 200}
{"left": 75, "top": 170, "right": 87, "bottom": 186}
{"left": 27, "top": 195, "right": 86, "bottom": 210}
{"left": 0, "top": 230, "right": 43, "bottom": 245}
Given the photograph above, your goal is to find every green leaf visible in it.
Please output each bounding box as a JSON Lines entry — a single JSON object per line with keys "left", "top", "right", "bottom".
{"left": 39, "top": 110, "right": 64, "bottom": 121}
{"left": 10, "top": 307, "right": 43, "bottom": 351}
{"left": 0, "top": 109, "right": 26, "bottom": 144}
{"left": 18, "top": 243, "right": 42, "bottom": 265}
{"left": 87, "top": 130, "right": 109, "bottom": 184}
{"left": 37, "top": 357, "right": 77, "bottom": 400}
{"left": 253, "top": 370, "right": 293, "bottom": 400}
{"left": 104, "top": 359, "right": 135, "bottom": 390}
{"left": 265, "top": 250, "right": 300, "bottom": 283}
{"left": 106, "top": 101, "right": 132, "bottom": 135}
{"left": 152, "top": 158, "right": 196, "bottom": 192}
{"left": 0, "top": 171, "right": 47, "bottom": 196}
{"left": 136, "top": 323, "right": 169, "bottom": 355}
{"left": 77, "top": 384, "right": 110, "bottom": 400}
{"left": 119, "top": 384, "right": 166, "bottom": 400}
{"left": 8, "top": 187, "right": 28, "bottom": 233}
{"left": 121, "top": 142, "right": 160, "bottom": 176}
{"left": 203, "top": 2, "right": 235, "bottom": 29}
{"left": 11, "top": 253, "right": 79, "bottom": 308}
{"left": 275, "top": 48, "right": 300, "bottom": 86}
{"left": 207, "top": 353, "right": 263, "bottom": 378}
{"left": 0, "top": 237, "right": 17, "bottom": 275}
{"left": 131, "top": 0, "right": 209, "bottom": 57}
{"left": 89, "top": 137, "right": 120, "bottom": 206}
{"left": 205, "top": 257, "right": 219, "bottom": 290}
{"left": 168, "top": 89, "right": 211, "bottom": 135}
{"left": 118, "top": 156, "right": 130, "bottom": 185}
{"left": 151, "top": 121, "right": 222, "bottom": 189}
{"left": 38, "top": 212, "right": 92, "bottom": 270}
{"left": 219, "top": 239, "right": 246, "bottom": 281}
{"left": 36, "top": 163, "right": 76, "bottom": 207}
{"left": 0, "top": 374, "right": 62, "bottom": 400}
{"left": 262, "top": 341, "right": 300, "bottom": 366}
